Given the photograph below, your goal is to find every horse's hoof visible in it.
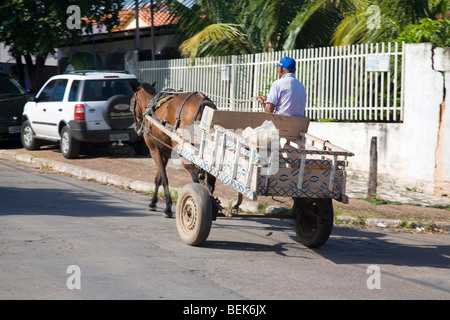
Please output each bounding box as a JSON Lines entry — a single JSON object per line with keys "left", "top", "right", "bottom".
{"left": 163, "top": 212, "right": 173, "bottom": 218}
{"left": 148, "top": 205, "right": 157, "bottom": 211}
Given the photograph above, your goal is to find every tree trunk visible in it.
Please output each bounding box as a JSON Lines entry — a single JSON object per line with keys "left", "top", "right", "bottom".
{"left": 14, "top": 55, "right": 26, "bottom": 89}
{"left": 34, "top": 56, "right": 46, "bottom": 90}
{"left": 24, "top": 54, "right": 46, "bottom": 91}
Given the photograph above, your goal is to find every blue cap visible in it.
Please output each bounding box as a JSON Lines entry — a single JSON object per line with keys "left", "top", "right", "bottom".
{"left": 276, "top": 56, "right": 296, "bottom": 70}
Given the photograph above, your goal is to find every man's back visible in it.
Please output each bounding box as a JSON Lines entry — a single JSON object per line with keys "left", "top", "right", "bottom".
{"left": 266, "top": 73, "right": 306, "bottom": 118}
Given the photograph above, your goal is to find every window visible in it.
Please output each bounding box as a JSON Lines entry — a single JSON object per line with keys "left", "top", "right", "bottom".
{"left": 38, "top": 80, "right": 58, "bottom": 102}
{"left": 0, "top": 74, "right": 26, "bottom": 97}
{"left": 82, "top": 79, "right": 138, "bottom": 101}
{"left": 52, "top": 79, "right": 68, "bottom": 102}
{"left": 38, "top": 79, "right": 68, "bottom": 102}
{"left": 68, "top": 80, "right": 81, "bottom": 102}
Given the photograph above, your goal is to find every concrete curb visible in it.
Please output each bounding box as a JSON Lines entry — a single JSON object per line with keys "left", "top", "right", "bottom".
{"left": 1, "top": 149, "right": 449, "bottom": 231}
{"left": 337, "top": 215, "right": 450, "bottom": 231}
{"left": 0, "top": 149, "right": 158, "bottom": 194}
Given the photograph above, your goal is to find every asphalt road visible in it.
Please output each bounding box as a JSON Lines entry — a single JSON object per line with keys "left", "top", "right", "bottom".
{"left": 1, "top": 159, "right": 449, "bottom": 302}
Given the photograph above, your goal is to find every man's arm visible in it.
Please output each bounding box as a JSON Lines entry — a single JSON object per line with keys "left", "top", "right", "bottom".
{"left": 265, "top": 103, "right": 276, "bottom": 113}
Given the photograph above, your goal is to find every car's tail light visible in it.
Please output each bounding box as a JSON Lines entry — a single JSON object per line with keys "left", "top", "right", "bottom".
{"left": 74, "top": 104, "right": 85, "bottom": 120}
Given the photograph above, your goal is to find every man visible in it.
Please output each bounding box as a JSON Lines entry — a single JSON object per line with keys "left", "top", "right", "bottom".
{"left": 257, "top": 56, "right": 306, "bottom": 118}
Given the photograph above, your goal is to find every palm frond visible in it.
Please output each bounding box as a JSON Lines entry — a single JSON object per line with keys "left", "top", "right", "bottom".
{"left": 179, "top": 23, "right": 255, "bottom": 59}
{"left": 283, "top": 0, "right": 343, "bottom": 50}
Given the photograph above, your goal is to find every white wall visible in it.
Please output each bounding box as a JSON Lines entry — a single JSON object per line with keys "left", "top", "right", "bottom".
{"left": 1, "top": 43, "right": 58, "bottom": 66}
{"left": 433, "top": 46, "right": 450, "bottom": 196}
{"left": 308, "top": 43, "right": 449, "bottom": 196}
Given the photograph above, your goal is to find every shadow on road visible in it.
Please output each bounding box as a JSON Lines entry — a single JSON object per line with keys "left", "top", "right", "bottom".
{"left": 318, "top": 226, "right": 450, "bottom": 269}
{"left": 206, "top": 218, "right": 450, "bottom": 270}
{"left": 0, "top": 183, "right": 149, "bottom": 218}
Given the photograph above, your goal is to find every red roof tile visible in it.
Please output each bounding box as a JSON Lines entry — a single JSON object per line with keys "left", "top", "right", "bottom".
{"left": 113, "top": 4, "right": 177, "bottom": 31}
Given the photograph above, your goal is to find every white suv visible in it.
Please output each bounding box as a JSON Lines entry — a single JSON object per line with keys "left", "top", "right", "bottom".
{"left": 21, "top": 71, "right": 147, "bottom": 158}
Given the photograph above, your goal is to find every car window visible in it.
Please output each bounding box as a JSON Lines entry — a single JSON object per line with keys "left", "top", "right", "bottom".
{"left": 52, "top": 79, "right": 68, "bottom": 102}
{"left": 38, "top": 80, "right": 57, "bottom": 102}
{"left": 0, "top": 74, "right": 27, "bottom": 97}
{"left": 68, "top": 80, "right": 81, "bottom": 102}
{"left": 83, "top": 79, "right": 137, "bottom": 101}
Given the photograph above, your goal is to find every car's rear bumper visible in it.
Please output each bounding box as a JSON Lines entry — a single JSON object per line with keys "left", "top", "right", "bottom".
{"left": 68, "top": 120, "right": 141, "bottom": 143}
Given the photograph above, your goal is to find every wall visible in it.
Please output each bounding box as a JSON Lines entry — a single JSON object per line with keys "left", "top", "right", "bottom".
{"left": 58, "top": 33, "right": 180, "bottom": 73}
{"left": 308, "top": 43, "right": 449, "bottom": 197}
{"left": 433, "top": 46, "right": 450, "bottom": 196}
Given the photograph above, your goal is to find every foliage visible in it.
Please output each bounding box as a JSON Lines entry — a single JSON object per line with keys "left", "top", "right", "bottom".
{"left": 239, "top": 0, "right": 307, "bottom": 52}
{"left": 179, "top": 23, "right": 254, "bottom": 59}
{"left": 167, "top": 0, "right": 449, "bottom": 59}
{"left": 0, "top": 0, "right": 124, "bottom": 88}
{"left": 0, "top": 0, "right": 123, "bottom": 58}
{"left": 166, "top": 0, "right": 252, "bottom": 58}
{"left": 329, "top": 0, "right": 449, "bottom": 46}
{"left": 396, "top": 18, "right": 450, "bottom": 47}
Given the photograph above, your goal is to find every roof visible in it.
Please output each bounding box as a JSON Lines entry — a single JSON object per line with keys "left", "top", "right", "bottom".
{"left": 113, "top": 4, "right": 177, "bottom": 32}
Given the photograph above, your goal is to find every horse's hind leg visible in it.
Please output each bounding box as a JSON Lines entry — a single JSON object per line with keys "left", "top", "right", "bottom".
{"left": 205, "top": 172, "right": 216, "bottom": 195}
{"left": 182, "top": 161, "right": 200, "bottom": 183}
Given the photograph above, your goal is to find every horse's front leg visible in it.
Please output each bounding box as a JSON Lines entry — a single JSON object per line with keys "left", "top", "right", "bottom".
{"left": 160, "top": 169, "right": 173, "bottom": 218}
{"left": 148, "top": 171, "right": 161, "bottom": 211}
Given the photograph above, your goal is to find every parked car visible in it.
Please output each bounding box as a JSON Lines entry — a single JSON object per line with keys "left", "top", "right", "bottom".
{"left": 21, "top": 70, "right": 148, "bottom": 158}
{"left": 0, "top": 72, "right": 28, "bottom": 142}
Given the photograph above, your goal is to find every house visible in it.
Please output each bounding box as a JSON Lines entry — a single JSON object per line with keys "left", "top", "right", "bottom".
{"left": 58, "top": 4, "right": 182, "bottom": 76}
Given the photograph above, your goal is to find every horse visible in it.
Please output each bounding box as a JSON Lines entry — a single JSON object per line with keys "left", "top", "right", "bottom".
{"left": 130, "top": 82, "right": 217, "bottom": 218}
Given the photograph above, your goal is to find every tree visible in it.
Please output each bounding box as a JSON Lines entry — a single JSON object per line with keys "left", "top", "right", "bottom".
{"left": 396, "top": 17, "right": 450, "bottom": 47}
{"left": 167, "top": 0, "right": 448, "bottom": 60}
{"left": 0, "top": 0, "right": 124, "bottom": 90}
{"left": 167, "top": 0, "right": 345, "bottom": 58}
{"left": 283, "top": 0, "right": 449, "bottom": 47}
{"left": 166, "top": 0, "right": 254, "bottom": 59}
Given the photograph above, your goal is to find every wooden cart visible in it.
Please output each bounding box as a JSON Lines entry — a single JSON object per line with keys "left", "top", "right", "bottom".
{"left": 146, "top": 107, "right": 354, "bottom": 248}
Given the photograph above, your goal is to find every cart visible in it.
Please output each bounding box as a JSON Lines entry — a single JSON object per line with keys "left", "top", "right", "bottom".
{"left": 145, "top": 106, "right": 354, "bottom": 248}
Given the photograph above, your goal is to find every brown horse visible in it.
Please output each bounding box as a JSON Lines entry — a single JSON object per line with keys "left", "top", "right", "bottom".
{"left": 130, "top": 82, "right": 217, "bottom": 217}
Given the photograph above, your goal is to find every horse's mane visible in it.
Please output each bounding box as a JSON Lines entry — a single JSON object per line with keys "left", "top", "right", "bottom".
{"left": 141, "top": 83, "right": 157, "bottom": 95}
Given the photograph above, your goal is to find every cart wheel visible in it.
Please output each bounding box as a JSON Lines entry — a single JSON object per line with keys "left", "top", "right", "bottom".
{"left": 292, "top": 198, "right": 334, "bottom": 248}
{"left": 176, "top": 183, "right": 212, "bottom": 246}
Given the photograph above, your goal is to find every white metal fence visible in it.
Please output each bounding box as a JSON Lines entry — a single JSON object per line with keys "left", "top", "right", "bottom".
{"left": 138, "top": 42, "right": 404, "bottom": 122}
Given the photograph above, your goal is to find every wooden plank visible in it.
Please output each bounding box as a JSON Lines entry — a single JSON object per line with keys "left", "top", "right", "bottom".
{"left": 144, "top": 115, "right": 183, "bottom": 144}
{"left": 200, "top": 106, "right": 310, "bottom": 137}
{"left": 301, "top": 132, "right": 354, "bottom": 155}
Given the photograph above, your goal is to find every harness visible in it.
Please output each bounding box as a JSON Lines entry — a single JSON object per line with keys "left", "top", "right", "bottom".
{"left": 131, "top": 88, "right": 209, "bottom": 152}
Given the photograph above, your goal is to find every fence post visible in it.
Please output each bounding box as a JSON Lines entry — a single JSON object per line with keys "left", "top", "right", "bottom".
{"left": 367, "top": 136, "right": 378, "bottom": 201}
{"left": 230, "top": 55, "right": 238, "bottom": 111}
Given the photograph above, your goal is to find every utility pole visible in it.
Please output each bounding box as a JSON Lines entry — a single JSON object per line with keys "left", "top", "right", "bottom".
{"left": 135, "top": 0, "right": 141, "bottom": 53}
{"left": 150, "top": 0, "right": 156, "bottom": 60}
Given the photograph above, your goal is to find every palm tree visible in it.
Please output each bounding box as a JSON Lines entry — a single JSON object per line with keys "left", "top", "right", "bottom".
{"left": 166, "top": 0, "right": 254, "bottom": 58}
{"left": 167, "top": 0, "right": 346, "bottom": 57}
{"left": 167, "top": 0, "right": 448, "bottom": 59}
{"left": 283, "top": 0, "right": 449, "bottom": 48}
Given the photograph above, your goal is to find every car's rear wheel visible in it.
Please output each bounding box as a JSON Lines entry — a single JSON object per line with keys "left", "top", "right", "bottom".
{"left": 60, "top": 126, "right": 80, "bottom": 159}
{"left": 21, "top": 120, "right": 41, "bottom": 150}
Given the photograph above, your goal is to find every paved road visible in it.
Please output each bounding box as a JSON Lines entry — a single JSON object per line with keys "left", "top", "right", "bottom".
{"left": 1, "top": 159, "right": 449, "bottom": 302}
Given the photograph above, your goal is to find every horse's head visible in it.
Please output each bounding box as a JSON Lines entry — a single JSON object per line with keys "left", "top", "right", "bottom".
{"left": 130, "top": 82, "right": 157, "bottom": 135}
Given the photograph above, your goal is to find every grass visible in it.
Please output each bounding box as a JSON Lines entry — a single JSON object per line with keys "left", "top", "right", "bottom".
{"left": 357, "top": 194, "right": 403, "bottom": 206}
